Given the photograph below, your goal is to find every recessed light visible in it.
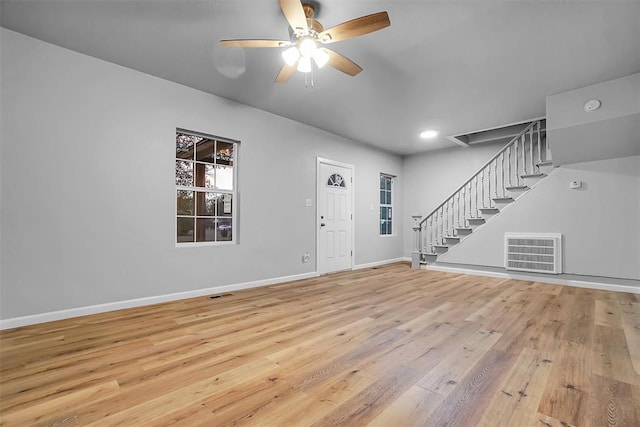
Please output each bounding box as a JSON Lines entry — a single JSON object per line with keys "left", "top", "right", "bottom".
{"left": 420, "top": 129, "right": 438, "bottom": 139}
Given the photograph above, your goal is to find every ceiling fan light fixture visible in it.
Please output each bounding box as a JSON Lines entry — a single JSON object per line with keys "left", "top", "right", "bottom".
{"left": 312, "top": 48, "right": 329, "bottom": 68}
{"left": 297, "top": 56, "right": 312, "bottom": 73}
{"left": 299, "top": 38, "right": 317, "bottom": 57}
{"left": 282, "top": 46, "right": 300, "bottom": 66}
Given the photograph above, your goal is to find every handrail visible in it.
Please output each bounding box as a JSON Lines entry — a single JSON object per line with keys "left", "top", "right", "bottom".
{"left": 419, "top": 121, "right": 539, "bottom": 227}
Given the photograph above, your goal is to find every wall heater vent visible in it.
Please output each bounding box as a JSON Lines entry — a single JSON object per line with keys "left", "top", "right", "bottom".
{"left": 504, "top": 233, "right": 562, "bottom": 274}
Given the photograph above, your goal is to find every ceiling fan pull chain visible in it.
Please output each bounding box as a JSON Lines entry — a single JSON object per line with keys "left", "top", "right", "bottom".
{"left": 311, "top": 65, "right": 315, "bottom": 88}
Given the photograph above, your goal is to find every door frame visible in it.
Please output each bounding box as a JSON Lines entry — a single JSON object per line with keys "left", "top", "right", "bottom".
{"left": 316, "top": 157, "right": 355, "bottom": 275}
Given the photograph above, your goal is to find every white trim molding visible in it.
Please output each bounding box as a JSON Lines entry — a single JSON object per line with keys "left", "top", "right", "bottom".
{"left": 353, "top": 258, "right": 409, "bottom": 271}
{"left": 0, "top": 272, "right": 319, "bottom": 330}
{"left": 426, "top": 264, "right": 640, "bottom": 294}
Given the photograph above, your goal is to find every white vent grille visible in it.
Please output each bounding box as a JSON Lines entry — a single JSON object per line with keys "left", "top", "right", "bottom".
{"left": 504, "top": 233, "right": 562, "bottom": 274}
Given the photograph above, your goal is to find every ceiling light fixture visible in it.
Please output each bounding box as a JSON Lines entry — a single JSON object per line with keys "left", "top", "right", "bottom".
{"left": 299, "top": 38, "right": 317, "bottom": 57}
{"left": 282, "top": 38, "right": 330, "bottom": 73}
{"left": 282, "top": 46, "right": 300, "bottom": 66}
{"left": 420, "top": 130, "right": 439, "bottom": 139}
{"left": 220, "top": 2, "right": 391, "bottom": 83}
{"left": 297, "top": 56, "right": 312, "bottom": 73}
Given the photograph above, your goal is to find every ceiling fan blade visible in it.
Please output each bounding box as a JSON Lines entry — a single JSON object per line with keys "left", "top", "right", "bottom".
{"left": 220, "top": 39, "right": 291, "bottom": 48}
{"left": 275, "top": 62, "right": 297, "bottom": 83}
{"left": 318, "top": 12, "right": 390, "bottom": 44}
{"left": 323, "top": 48, "right": 362, "bottom": 76}
{"left": 279, "top": 0, "right": 308, "bottom": 35}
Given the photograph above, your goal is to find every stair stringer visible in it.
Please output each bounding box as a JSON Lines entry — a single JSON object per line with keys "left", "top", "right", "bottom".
{"left": 432, "top": 166, "right": 560, "bottom": 268}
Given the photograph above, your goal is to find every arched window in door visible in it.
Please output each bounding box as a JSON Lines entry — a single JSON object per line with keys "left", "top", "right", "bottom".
{"left": 327, "top": 173, "right": 346, "bottom": 188}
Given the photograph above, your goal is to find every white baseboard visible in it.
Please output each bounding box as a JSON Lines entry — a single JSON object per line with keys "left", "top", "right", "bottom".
{"left": 426, "top": 264, "right": 640, "bottom": 294}
{"left": 0, "top": 271, "right": 320, "bottom": 330}
{"left": 353, "top": 257, "right": 409, "bottom": 270}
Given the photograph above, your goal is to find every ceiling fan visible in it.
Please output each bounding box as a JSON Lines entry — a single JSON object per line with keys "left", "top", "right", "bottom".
{"left": 220, "top": 0, "right": 390, "bottom": 83}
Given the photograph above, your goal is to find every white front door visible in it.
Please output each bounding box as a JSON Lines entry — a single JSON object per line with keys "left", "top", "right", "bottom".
{"left": 317, "top": 159, "right": 353, "bottom": 275}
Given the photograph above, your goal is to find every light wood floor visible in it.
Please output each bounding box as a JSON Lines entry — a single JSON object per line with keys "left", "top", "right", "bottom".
{"left": 1, "top": 263, "right": 639, "bottom": 426}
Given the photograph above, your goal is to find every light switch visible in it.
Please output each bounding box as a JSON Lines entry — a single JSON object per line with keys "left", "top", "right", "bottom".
{"left": 305, "top": 198, "right": 312, "bottom": 207}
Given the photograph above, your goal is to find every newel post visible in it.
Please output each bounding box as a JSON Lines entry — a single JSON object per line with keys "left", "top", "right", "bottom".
{"left": 411, "top": 214, "right": 422, "bottom": 269}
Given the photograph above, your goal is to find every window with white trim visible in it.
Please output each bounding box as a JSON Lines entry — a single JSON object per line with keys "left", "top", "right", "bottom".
{"left": 380, "top": 174, "right": 394, "bottom": 235}
{"left": 175, "top": 129, "right": 238, "bottom": 244}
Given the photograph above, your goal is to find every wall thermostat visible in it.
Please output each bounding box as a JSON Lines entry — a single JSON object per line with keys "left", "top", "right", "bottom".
{"left": 584, "top": 99, "right": 601, "bottom": 112}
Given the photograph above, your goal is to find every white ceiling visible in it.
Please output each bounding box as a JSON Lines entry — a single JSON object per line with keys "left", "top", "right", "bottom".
{"left": 1, "top": 0, "right": 639, "bottom": 155}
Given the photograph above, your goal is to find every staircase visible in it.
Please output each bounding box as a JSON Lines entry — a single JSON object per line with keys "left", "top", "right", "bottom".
{"left": 411, "top": 120, "right": 552, "bottom": 268}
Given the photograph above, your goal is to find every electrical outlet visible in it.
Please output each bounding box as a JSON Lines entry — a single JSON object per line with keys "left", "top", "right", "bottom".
{"left": 302, "top": 252, "right": 310, "bottom": 263}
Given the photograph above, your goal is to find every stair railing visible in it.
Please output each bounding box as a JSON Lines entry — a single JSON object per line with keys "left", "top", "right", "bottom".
{"left": 415, "top": 120, "right": 547, "bottom": 258}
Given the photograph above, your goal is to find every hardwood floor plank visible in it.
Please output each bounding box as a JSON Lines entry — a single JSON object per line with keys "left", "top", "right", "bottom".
{"left": 366, "top": 385, "right": 444, "bottom": 427}
{"left": 587, "top": 374, "right": 640, "bottom": 427}
{"left": 424, "top": 349, "right": 516, "bottom": 426}
{"left": 619, "top": 300, "right": 640, "bottom": 375}
{"left": 0, "top": 380, "right": 120, "bottom": 426}
{"left": 538, "top": 340, "right": 591, "bottom": 426}
{"left": 591, "top": 324, "right": 640, "bottom": 386}
{"left": 1, "top": 263, "right": 638, "bottom": 426}
{"left": 417, "top": 327, "right": 502, "bottom": 396}
{"left": 478, "top": 347, "right": 556, "bottom": 427}
{"left": 308, "top": 365, "right": 423, "bottom": 427}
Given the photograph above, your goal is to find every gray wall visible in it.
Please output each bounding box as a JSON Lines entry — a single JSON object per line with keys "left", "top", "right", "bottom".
{"left": 438, "top": 156, "right": 640, "bottom": 281}
{"left": 547, "top": 72, "right": 640, "bottom": 165}
{"left": 401, "top": 142, "right": 507, "bottom": 257}
{"left": 0, "top": 29, "right": 403, "bottom": 320}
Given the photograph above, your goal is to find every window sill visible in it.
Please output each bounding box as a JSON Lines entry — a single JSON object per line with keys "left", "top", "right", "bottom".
{"left": 176, "top": 241, "right": 236, "bottom": 248}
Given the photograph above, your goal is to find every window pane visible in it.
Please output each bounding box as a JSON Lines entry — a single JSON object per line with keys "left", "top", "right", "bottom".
{"left": 177, "top": 217, "right": 194, "bottom": 242}
{"left": 194, "top": 163, "right": 215, "bottom": 188}
{"left": 176, "top": 133, "right": 200, "bottom": 160}
{"left": 380, "top": 176, "right": 385, "bottom": 190}
{"left": 385, "top": 178, "right": 392, "bottom": 190}
{"left": 387, "top": 207, "right": 392, "bottom": 220}
{"left": 380, "top": 206, "right": 387, "bottom": 220}
{"left": 388, "top": 221, "right": 392, "bottom": 235}
{"left": 196, "top": 192, "right": 216, "bottom": 216}
{"left": 196, "top": 138, "right": 215, "bottom": 164}
{"left": 218, "top": 193, "right": 232, "bottom": 217}
{"left": 175, "top": 161, "right": 193, "bottom": 186}
{"left": 196, "top": 218, "right": 216, "bottom": 242}
{"left": 385, "top": 192, "right": 392, "bottom": 205}
{"left": 217, "top": 141, "right": 234, "bottom": 166}
{"left": 217, "top": 218, "right": 232, "bottom": 241}
{"left": 380, "top": 220, "right": 385, "bottom": 235}
{"left": 216, "top": 165, "right": 233, "bottom": 190}
{"left": 177, "top": 190, "right": 194, "bottom": 215}
{"left": 176, "top": 131, "right": 237, "bottom": 245}
{"left": 380, "top": 190, "right": 386, "bottom": 205}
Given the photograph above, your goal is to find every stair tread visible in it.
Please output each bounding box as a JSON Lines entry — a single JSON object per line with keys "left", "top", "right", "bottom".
{"left": 444, "top": 236, "right": 460, "bottom": 240}
{"left": 493, "top": 197, "right": 514, "bottom": 202}
{"left": 506, "top": 185, "right": 529, "bottom": 190}
{"left": 521, "top": 173, "right": 545, "bottom": 178}
{"left": 455, "top": 227, "right": 473, "bottom": 232}
{"left": 537, "top": 161, "right": 553, "bottom": 166}
{"left": 479, "top": 207, "right": 499, "bottom": 212}
{"left": 433, "top": 244, "right": 449, "bottom": 248}
{"left": 468, "top": 218, "right": 485, "bottom": 222}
